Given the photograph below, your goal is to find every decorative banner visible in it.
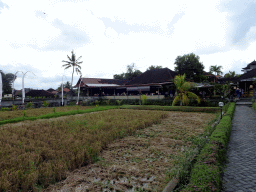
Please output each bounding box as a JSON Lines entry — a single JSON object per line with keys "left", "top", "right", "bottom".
{"left": 0, "top": 72, "right": 2, "bottom": 106}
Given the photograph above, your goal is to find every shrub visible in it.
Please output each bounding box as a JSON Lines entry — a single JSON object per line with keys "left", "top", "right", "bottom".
{"left": 26, "top": 102, "right": 34, "bottom": 109}
{"left": 0, "top": 107, "right": 10, "bottom": 112}
{"left": 12, "top": 105, "right": 17, "bottom": 111}
{"left": 42, "top": 101, "right": 49, "bottom": 108}
{"left": 140, "top": 94, "right": 147, "bottom": 105}
{"left": 253, "top": 100, "right": 256, "bottom": 110}
{"left": 116, "top": 100, "right": 122, "bottom": 106}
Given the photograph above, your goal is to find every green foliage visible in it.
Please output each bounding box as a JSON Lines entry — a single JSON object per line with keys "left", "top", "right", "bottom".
{"left": 0, "top": 106, "right": 119, "bottom": 126}
{"left": 209, "top": 65, "right": 223, "bottom": 76}
{"left": 57, "top": 81, "right": 72, "bottom": 92}
{"left": 253, "top": 100, "right": 256, "bottom": 110}
{"left": 42, "top": 101, "right": 49, "bottom": 107}
{"left": 113, "top": 63, "right": 142, "bottom": 80}
{"left": 140, "top": 94, "right": 147, "bottom": 105}
{"left": 22, "top": 110, "right": 26, "bottom": 118}
{"left": 26, "top": 102, "right": 34, "bottom": 109}
{"left": 116, "top": 100, "right": 122, "bottom": 106}
{"left": 62, "top": 50, "right": 83, "bottom": 94}
{"left": 146, "top": 65, "right": 162, "bottom": 71}
{"left": 95, "top": 100, "right": 99, "bottom": 106}
{"left": 0, "top": 107, "right": 10, "bottom": 112}
{"left": 174, "top": 53, "right": 205, "bottom": 82}
{"left": 180, "top": 102, "right": 235, "bottom": 191}
{"left": 224, "top": 70, "right": 240, "bottom": 78}
{"left": 53, "top": 107, "right": 56, "bottom": 113}
{"left": 12, "top": 105, "right": 17, "bottom": 111}
{"left": 0, "top": 70, "right": 16, "bottom": 95}
{"left": 172, "top": 74, "right": 200, "bottom": 106}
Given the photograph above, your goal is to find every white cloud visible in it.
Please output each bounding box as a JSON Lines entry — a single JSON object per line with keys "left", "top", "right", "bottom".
{"left": 1, "top": 0, "right": 256, "bottom": 90}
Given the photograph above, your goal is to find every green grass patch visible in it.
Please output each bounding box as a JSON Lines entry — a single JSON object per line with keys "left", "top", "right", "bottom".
{"left": 120, "top": 105, "right": 219, "bottom": 113}
{"left": 0, "top": 106, "right": 118, "bottom": 126}
{"left": 253, "top": 100, "right": 256, "bottom": 110}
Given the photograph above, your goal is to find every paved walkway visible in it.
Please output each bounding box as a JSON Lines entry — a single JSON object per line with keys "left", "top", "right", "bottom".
{"left": 222, "top": 105, "right": 256, "bottom": 192}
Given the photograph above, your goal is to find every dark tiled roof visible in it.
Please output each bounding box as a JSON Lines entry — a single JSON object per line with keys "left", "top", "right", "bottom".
{"left": 242, "top": 60, "right": 256, "bottom": 69}
{"left": 47, "top": 88, "right": 55, "bottom": 92}
{"left": 218, "top": 77, "right": 239, "bottom": 83}
{"left": 125, "top": 68, "right": 178, "bottom": 85}
{"left": 238, "top": 68, "right": 256, "bottom": 80}
{"left": 26, "top": 90, "right": 55, "bottom": 97}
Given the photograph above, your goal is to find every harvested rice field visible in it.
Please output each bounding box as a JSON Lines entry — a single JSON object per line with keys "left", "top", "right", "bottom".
{"left": 44, "top": 111, "right": 216, "bottom": 192}
{"left": 0, "top": 109, "right": 168, "bottom": 191}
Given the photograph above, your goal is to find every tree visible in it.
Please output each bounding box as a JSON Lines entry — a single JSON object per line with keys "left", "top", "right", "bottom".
{"left": 209, "top": 65, "right": 223, "bottom": 76}
{"left": 174, "top": 53, "right": 205, "bottom": 82}
{"left": 209, "top": 65, "right": 223, "bottom": 96}
{"left": 0, "top": 70, "right": 16, "bottom": 95}
{"left": 224, "top": 70, "right": 241, "bottom": 78}
{"left": 113, "top": 63, "right": 142, "bottom": 80}
{"left": 62, "top": 50, "right": 82, "bottom": 96}
{"left": 57, "top": 81, "right": 71, "bottom": 92}
{"left": 172, "top": 74, "right": 200, "bottom": 106}
{"left": 146, "top": 65, "right": 162, "bottom": 71}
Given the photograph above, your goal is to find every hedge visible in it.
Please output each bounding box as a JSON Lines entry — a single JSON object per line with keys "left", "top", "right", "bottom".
{"left": 253, "top": 100, "right": 256, "bottom": 110}
{"left": 179, "top": 102, "right": 235, "bottom": 191}
{"left": 120, "top": 105, "right": 219, "bottom": 113}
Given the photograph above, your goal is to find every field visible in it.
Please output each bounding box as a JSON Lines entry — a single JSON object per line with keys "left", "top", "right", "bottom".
{"left": 0, "top": 109, "right": 168, "bottom": 191}
{"left": 44, "top": 111, "right": 216, "bottom": 191}
{"left": 0, "top": 106, "right": 94, "bottom": 121}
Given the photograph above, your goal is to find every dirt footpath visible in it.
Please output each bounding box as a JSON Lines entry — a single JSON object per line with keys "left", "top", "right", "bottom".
{"left": 44, "top": 111, "right": 215, "bottom": 192}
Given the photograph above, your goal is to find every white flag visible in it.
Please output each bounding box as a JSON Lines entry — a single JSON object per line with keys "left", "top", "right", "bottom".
{"left": 0, "top": 73, "right": 2, "bottom": 105}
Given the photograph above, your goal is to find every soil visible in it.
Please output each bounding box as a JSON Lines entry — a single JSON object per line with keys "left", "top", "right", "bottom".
{"left": 43, "top": 111, "right": 215, "bottom": 192}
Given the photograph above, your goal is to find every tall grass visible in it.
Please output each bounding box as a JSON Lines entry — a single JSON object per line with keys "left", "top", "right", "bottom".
{"left": 0, "top": 109, "right": 168, "bottom": 191}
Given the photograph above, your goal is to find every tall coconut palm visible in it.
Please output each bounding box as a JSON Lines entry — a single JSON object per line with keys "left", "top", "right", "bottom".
{"left": 209, "top": 65, "right": 223, "bottom": 96}
{"left": 172, "top": 74, "right": 200, "bottom": 106}
{"left": 209, "top": 65, "right": 223, "bottom": 80}
{"left": 62, "top": 50, "right": 83, "bottom": 98}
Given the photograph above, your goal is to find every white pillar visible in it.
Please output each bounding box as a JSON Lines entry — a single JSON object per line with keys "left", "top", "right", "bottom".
{"left": 0, "top": 73, "right": 2, "bottom": 106}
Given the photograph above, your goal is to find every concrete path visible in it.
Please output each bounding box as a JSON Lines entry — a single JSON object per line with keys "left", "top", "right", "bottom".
{"left": 222, "top": 105, "right": 256, "bottom": 192}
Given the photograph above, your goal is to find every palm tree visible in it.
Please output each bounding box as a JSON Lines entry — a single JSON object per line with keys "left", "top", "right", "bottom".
{"left": 209, "top": 65, "right": 223, "bottom": 96}
{"left": 172, "top": 74, "right": 200, "bottom": 106}
{"left": 62, "top": 50, "right": 83, "bottom": 98}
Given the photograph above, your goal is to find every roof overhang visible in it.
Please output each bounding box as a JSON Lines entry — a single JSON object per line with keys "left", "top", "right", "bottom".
{"left": 240, "top": 77, "right": 256, "bottom": 82}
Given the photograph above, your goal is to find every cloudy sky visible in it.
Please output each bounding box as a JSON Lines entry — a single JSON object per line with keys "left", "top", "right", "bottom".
{"left": 1, "top": 0, "right": 256, "bottom": 90}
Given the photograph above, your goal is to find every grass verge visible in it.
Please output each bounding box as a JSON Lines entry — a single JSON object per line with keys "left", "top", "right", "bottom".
{"left": 253, "top": 100, "right": 256, "bottom": 110}
{"left": 0, "top": 106, "right": 118, "bottom": 126}
{"left": 175, "top": 102, "right": 235, "bottom": 191}
{"left": 0, "top": 109, "right": 168, "bottom": 191}
{"left": 120, "top": 105, "right": 219, "bottom": 113}
{"left": 0, "top": 106, "right": 94, "bottom": 121}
